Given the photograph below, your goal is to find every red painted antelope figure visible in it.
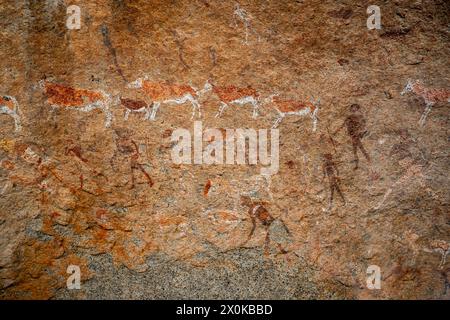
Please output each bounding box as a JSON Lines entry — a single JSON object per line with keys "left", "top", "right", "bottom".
{"left": 0, "top": 95, "right": 21, "bottom": 132}
{"left": 118, "top": 97, "right": 152, "bottom": 121}
{"left": 127, "top": 77, "right": 210, "bottom": 120}
{"left": 264, "top": 94, "right": 320, "bottom": 131}
{"left": 39, "top": 80, "right": 113, "bottom": 127}
{"left": 208, "top": 82, "right": 261, "bottom": 119}
{"left": 401, "top": 79, "right": 450, "bottom": 126}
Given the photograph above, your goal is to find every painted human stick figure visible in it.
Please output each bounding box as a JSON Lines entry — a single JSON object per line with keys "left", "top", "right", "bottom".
{"left": 0, "top": 95, "right": 21, "bottom": 132}
{"left": 334, "top": 104, "right": 371, "bottom": 169}
{"left": 207, "top": 82, "right": 260, "bottom": 119}
{"left": 127, "top": 77, "right": 210, "bottom": 120}
{"left": 119, "top": 97, "right": 152, "bottom": 120}
{"left": 264, "top": 94, "right": 320, "bottom": 130}
{"left": 241, "top": 195, "right": 289, "bottom": 255}
{"left": 401, "top": 79, "right": 450, "bottom": 126}
{"left": 130, "top": 140, "right": 153, "bottom": 189}
{"left": 112, "top": 133, "right": 153, "bottom": 189}
{"left": 322, "top": 153, "right": 346, "bottom": 210}
{"left": 40, "top": 80, "right": 113, "bottom": 127}
{"left": 232, "top": 3, "right": 259, "bottom": 44}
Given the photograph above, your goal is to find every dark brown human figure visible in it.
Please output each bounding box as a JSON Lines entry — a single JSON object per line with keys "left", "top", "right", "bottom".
{"left": 334, "top": 104, "right": 371, "bottom": 169}
{"left": 241, "top": 196, "right": 289, "bottom": 255}
{"left": 322, "top": 153, "right": 346, "bottom": 210}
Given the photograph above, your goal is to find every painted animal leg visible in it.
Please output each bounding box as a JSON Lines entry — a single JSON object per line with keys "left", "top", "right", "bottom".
{"left": 373, "top": 187, "right": 392, "bottom": 211}
{"left": 144, "top": 106, "right": 152, "bottom": 120}
{"left": 185, "top": 95, "right": 201, "bottom": 119}
{"left": 80, "top": 103, "right": 109, "bottom": 127}
{"left": 150, "top": 102, "right": 160, "bottom": 120}
{"left": 249, "top": 97, "right": 259, "bottom": 119}
{"left": 216, "top": 102, "right": 229, "bottom": 118}
{"left": 194, "top": 99, "right": 202, "bottom": 118}
{"left": 438, "top": 249, "right": 448, "bottom": 269}
{"left": 419, "top": 104, "right": 433, "bottom": 127}
{"left": 124, "top": 109, "right": 131, "bottom": 120}
{"left": 165, "top": 94, "right": 201, "bottom": 119}
{"left": 12, "top": 112, "right": 22, "bottom": 132}
{"left": 102, "top": 103, "right": 113, "bottom": 128}
{"left": 311, "top": 108, "right": 319, "bottom": 132}
{"left": 272, "top": 114, "right": 284, "bottom": 129}
{"left": 0, "top": 106, "right": 22, "bottom": 132}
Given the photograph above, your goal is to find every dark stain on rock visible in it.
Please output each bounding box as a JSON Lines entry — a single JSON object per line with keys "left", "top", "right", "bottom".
{"left": 381, "top": 27, "right": 411, "bottom": 38}
{"left": 328, "top": 8, "right": 353, "bottom": 20}
{"left": 337, "top": 58, "right": 349, "bottom": 66}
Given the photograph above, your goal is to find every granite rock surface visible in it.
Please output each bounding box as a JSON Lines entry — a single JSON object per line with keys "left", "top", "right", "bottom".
{"left": 0, "top": 0, "right": 449, "bottom": 299}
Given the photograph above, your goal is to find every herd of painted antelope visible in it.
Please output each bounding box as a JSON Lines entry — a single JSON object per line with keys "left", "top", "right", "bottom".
{"left": 0, "top": 78, "right": 449, "bottom": 132}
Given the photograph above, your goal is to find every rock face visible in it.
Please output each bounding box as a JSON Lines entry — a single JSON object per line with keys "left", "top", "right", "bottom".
{"left": 0, "top": 0, "right": 449, "bottom": 300}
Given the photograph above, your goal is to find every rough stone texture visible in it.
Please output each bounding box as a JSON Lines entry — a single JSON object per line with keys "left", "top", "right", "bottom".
{"left": 0, "top": 0, "right": 449, "bottom": 300}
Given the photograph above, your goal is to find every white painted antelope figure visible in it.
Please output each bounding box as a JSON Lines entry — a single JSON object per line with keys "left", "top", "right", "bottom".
{"left": 264, "top": 94, "right": 320, "bottom": 130}
{"left": 424, "top": 240, "right": 450, "bottom": 270}
{"left": 401, "top": 79, "right": 450, "bottom": 126}
{"left": 0, "top": 95, "right": 21, "bottom": 132}
{"left": 118, "top": 97, "right": 152, "bottom": 121}
{"left": 40, "top": 80, "right": 113, "bottom": 127}
{"left": 127, "top": 77, "right": 210, "bottom": 120}
{"left": 209, "top": 82, "right": 261, "bottom": 119}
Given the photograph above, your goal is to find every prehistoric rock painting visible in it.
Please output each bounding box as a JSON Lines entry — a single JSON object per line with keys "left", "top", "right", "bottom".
{"left": 129, "top": 140, "right": 154, "bottom": 189}
{"left": 118, "top": 97, "right": 152, "bottom": 121}
{"left": 211, "top": 82, "right": 260, "bottom": 118}
{"left": 203, "top": 179, "right": 212, "bottom": 197}
{"left": 265, "top": 94, "right": 320, "bottom": 130}
{"left": 401, "top": 79, "right": 450, "bottom": 126}
{"left": 232, "top": 3, "right": 259, "bottom": 44}
{"left": 0, "top": 95, "right": 21, "bottom": 132}
{"left": 424, "top": 240, "right": 450, "bottom": 270}
{"left": 1, "top": 0, "right": 449, "bottom": 301}
{"left": 111, "top": 131, "right": 153, "bottom": 189}
{"left": 40, "top": 80, "right": 113, "bottom": 127}
{"left": 128, "top": 77, "right": 210, "bottom": 120}
{"left": 321, "top": 153, "right": 345, "bottom": 210}
{"left": 334, "top": 104, "right": 371, "bottom": 169}
{"left": 241, "top": 195, "right": 290, "bottom": 255}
